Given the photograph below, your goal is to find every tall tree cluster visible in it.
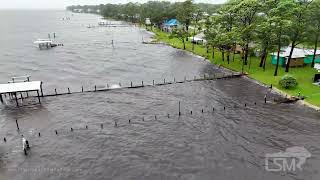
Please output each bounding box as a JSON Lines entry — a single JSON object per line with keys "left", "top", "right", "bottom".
{"left": 204, "top": 0, "right": 320, "bottom": 76}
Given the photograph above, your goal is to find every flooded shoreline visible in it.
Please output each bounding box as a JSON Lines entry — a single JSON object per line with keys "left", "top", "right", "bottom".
{"left": 1, "top": 10, "right": 320, "bottom": 180}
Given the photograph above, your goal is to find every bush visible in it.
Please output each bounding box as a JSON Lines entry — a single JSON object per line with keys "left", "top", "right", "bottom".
{"left": 279, "top": 75, "right": 298, "bottom": 89}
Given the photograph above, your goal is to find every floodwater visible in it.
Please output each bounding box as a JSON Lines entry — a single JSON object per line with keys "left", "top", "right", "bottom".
{"left": 0, "top": 10, "right": 320, "bottom": 180}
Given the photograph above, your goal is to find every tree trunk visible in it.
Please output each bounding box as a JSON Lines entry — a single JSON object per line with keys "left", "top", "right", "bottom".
{"left": 259, "top": 47, "right": 267, "bottom": 67}
{"left": 206, "top": 46, "right": 209, "bottom": 54}
{"left": 192, "top": 26, "right": 196, "bottom": 51}
{"left": 232, "top": 44, "right": 236, "bottom": 62}
{"left": 285, "top": 42, "right": 296, "bottom": 72}
{"left": 212, "top": 46, "right": 215, "bottom": 60}
{"left": 222, "top": 51, "right": 225, "bottom": 61}
{"left": 274, "top": 42, "right": 281, "bottom": 76}
{"left": 227, "top": 52, "right": 230, "bottom": 64}
{"left": 311, "top": 33, "right": 319, "bottom": 68}
{"left": 244, "top": 43, "right": 249, "bottom": 65}
{"left": 182, "top": 39, "right": 186, "bottom": 50}
{"left": 263, "top": 52, "right": 268, "bottom": 71}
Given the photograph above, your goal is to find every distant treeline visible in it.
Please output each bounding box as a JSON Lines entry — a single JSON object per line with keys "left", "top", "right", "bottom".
{"left": 66, "top": 1, "right": 222, "bottom": 25}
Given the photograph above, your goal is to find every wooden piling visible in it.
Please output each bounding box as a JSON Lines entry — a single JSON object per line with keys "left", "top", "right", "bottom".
{"left": 191, "top": 110, "right": 192, "bottom": 115}
{"left": 71, "top": 128, "right": 73, "bottom": 132}
{"left": 37, "top": 90, "right": 41, "bottom": 104}
{"left": 38, "top": 132, "right": 41, "bottom": 137}
{"left": 142, "top": 81, "right": 144, "bottom": 86}
{"left": 68, "top": 88, "right": 70, "bottom": 94}
{"left": 155, "top": 115, "right": 157, "bottom": 120}
{"left": 131, "top": 82, "right": 132, "bottom": 87}
{"left": 201, "top": 109, "right": 203, "bottom": 113}
{"left": 94, "top": 85, "right": 97, "bottom": 92}
{"left": 55, "top": 88, "right": 57, "bottom": 95}
{"left": 167, "top": 114, "right": 170, "bottom": 118}
{"left": 153, "top": 80, "right": 154, "bottom": 86}
{"left": 55, "top": 130, "right": 58, "bottom": 135}
{"left": 16, "top": 119, "right": 19, "bottom": 130}
{"left": 3, "top": 137, "right": 6, "bottom": 143}
{"left": 0, "top": 94, "right": 3, "bottom": 103}
{"left": 40, "top": 82, "right": 44, "bottom": 97}
{"left": 178, "top": 101, "right": 181, "bottom": 116}
{"left": 164, "top": 79, "right": 165, "bottom": 84}
{"left": 86, "top": 125, "right": 88, "bottom": 129}
{"left": 14, "top": 93, "right": 19, "bottom": 107}
{"left": 101, "top": 124, "right": 103, "bottom": 129}
{"left": 82, "top": 86, "right": 84, "bottom": 92}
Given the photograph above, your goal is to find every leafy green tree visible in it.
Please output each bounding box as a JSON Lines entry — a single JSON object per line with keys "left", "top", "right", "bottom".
{"left": 170, "top": 28, "right": 190, "bottom": 50}
{"left": 232, "top": 0, "right": 261, "bottom": 65}
{"left": 308, "top": 0, "right": 320, "bottom": 67}
{"left": 177, "top": 0, "right": 195, "bottom": 32}
{"left": 269, "top": 1, "right": 291, "bottom": 76}
{"left": 204, "top": 17, "right": 219, "bottom": 60}
{"left": 285, "top": 0, "right": 313, "bottom": 72}
{"left": 191, "top": 9, "right": 204, "bottom": 51}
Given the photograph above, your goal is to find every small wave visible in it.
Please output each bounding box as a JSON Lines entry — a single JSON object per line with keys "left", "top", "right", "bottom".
{"left": 109, "top": 84, "right": 121, "bottom": 89}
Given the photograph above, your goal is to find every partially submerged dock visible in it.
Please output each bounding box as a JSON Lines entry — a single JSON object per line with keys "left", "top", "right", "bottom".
{"left": 0, "top": 76, "right": 43, "bottom": 106}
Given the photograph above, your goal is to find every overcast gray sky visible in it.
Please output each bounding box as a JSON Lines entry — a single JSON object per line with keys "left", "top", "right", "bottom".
{"left": 0, "top": 0, "right": 226, "bottom": 9}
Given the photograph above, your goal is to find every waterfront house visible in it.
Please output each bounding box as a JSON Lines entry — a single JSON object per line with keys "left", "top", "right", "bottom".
{"left": 189, "top": 32, "right": 207, "bottom": 44}
{"left": 162, "top": 19, "right": 179, "bottom": 32}
{"left": 271, "top": 47, "right": 320, "bottom": 67}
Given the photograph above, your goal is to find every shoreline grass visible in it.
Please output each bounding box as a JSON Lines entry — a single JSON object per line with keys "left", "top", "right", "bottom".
{"left": 150, "top": 28, "right": 320, "bottom": 107}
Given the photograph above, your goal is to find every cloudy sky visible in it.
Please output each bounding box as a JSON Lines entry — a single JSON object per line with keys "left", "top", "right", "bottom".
{"left": 0, "top": 0, "right": 226, "bottom": 9}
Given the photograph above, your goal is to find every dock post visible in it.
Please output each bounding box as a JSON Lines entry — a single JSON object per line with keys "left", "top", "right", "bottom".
{"left": 55, "top": 89, "right": 57, "bottom": 95}
{"left": 82, "top": 86, "right": 84, "bottom": 92}
{"left": 264, "top": 95, "right": 267, "bottom": 104}
{"left": 16, "top": 119, "right": 20, "bottom": 131}
{"left": 153, "top": 80, "right": 154, "bottom": 86}
{"left": 37, "top": 90, "right": 41, "bottom": 104}
{"left": 174, "top": 78, "right": 176, "bottom": 83}
{"left": 164, "top": 79, "right": 165, "bottom": 84}
{"left": 68, "top": 88, "right": 70, "bottom": 94}
{"left": 94, "top": 85, "right": 97, "bottom": 92}
{"left": 131, "top": 82, "right": 132, "bottom": 87}
{"left": 0, "top": 94, "right": 3, "bottom": 103}
{"left": 142, "top": 81, "right": 144, "bottom": 86}
{"left": 20, "top": 93, "right": 23, "bottom": 101}
{"left": 40, "top": 82, "right": 44, "bottom": 97}
{"left": 14, "top": 93, "right": 19, "bottom": 107}
{"left": 184, "top": 76, "right": 186, "bottom": 82}
{"left": 178, "top": 101, "right": 181, "bottom": 116}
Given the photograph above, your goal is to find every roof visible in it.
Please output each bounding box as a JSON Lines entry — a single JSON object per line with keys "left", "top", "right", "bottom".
{"left": 164, "top": 19, "right": 178, "bottom": 26}
{"left": 34, "top": 39, "right": 53, "bottom": 44}
{"left": 271, "top": 47, "right": 320, "bottom": 58}
{"left": 0, "top": 81, "right": 41, "bottom": 94}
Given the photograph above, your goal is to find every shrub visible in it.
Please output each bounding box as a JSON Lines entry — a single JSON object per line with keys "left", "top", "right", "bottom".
{"left": 279, "top": 75, "right": 298, "bottom": 89}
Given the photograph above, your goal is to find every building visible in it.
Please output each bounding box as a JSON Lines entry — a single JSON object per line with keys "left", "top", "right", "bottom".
{"left": 189, "top": 32, "right": 207, "bottom": 44}
{"left": 162, "top": 19, "right": 179, "bottom": 32}
{"left": 271, "top": 47, "right": 320, "bottom": 67}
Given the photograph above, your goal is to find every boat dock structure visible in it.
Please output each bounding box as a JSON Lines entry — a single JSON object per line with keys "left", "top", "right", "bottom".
{"left": 0, "top": 76, "right": 43, "bottom": 106}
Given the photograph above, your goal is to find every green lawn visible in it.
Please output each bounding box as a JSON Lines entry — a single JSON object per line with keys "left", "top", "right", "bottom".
{"left": 151, "top": 28, "right": 320, "bottom": 107}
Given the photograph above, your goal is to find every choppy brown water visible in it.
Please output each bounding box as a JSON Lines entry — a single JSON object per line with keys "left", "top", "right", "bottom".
{"left": 0, "top": 10, "right": 320, "bottom": 180}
